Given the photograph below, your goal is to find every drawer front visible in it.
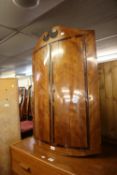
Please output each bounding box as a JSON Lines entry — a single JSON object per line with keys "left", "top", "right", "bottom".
{"left": 11, "top": 148, "right": 70, "bottom": 175}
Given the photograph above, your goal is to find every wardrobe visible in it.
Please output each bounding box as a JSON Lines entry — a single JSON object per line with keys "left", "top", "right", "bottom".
{"left": 32, "top": 26, "right": 101, "bottom": 156}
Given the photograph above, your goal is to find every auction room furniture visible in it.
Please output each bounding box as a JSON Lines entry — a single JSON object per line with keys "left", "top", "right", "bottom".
{"left": 10, "top": 26, "right": 102, "bottom": 175}
{"left": 10, "top": 137, "right": 117, "bottom": 175}
{"left": 98, "top": 60, "right": 117, "bottom": 144}
{"left": 32, "top": 26, "right": 101, "bottom": 156}
{"left": 19, "top": 86, "right": 33, "bottom": 139}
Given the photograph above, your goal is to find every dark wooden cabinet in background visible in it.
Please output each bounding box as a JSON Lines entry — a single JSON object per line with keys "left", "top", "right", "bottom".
{"left": 98, "top": 60, "right": 117, "bottom": 143}
{"left": 33, "top": 26, "right": 101, "bottom": 156}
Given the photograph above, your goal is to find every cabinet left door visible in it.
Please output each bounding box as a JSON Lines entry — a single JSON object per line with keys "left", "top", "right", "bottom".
{"left": 33, "top": 45, "right": 50, "bottom": 143}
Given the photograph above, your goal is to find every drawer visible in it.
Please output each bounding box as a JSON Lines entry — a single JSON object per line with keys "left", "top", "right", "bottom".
{"left": 11, "top": 148, "right": 69, "bottom": 175}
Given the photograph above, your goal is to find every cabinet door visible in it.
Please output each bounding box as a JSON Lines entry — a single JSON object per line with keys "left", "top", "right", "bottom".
{"left": 33, "top": 45, "right": 50, "bottom": 143}
{"left": 51, "top": 37, "right": 88, "bottom": 148}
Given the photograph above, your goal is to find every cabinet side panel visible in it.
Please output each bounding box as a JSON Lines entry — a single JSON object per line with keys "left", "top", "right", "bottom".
{"left": 33, "top": 46, "right": 50, "bottom": 143}
{"left": 85, "top": 32, "right": 101, "bottom": 151}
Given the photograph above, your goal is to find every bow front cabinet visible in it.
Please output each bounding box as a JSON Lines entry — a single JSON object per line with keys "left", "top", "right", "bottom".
{"left": 32, "top": 26, "right": 101, "bottom": 156}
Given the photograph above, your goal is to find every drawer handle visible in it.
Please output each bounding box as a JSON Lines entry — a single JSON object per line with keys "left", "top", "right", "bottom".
{"left": 19, "top": 162, "right": 31, "bottom": 173}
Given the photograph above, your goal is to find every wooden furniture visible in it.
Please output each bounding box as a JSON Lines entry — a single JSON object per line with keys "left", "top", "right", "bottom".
{"left": 19, "top": 86, "right": 33, "bottom": 139}
{"left": 32, "top": 26, "right": 101, "bottom": 156}
{"left": 27, "top": 85, "right": 33, "bottom": 118}
{"left": 10, "top": 137, "right": 117, "bottom": 175}
{"left": 0, "top": 78, "right": 21, "bottom": 175}
{"left": 19, "top": 86, "right": 33, "bottom": 120}
{"left": 19, "top": 87, "right": 27, "bottom": 120}
{"left": 20, "top": 120, "right": 33, "bottom": 139}
{"left": 98, "top": 60, "right": 117, "bottom": 143}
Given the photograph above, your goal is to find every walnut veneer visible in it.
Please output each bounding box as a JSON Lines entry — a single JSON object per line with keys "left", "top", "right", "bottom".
{"left": 32, "top": 26, "right": 101, "bottom": 156}
{"left": 98, "top": 60, "right": 117, "bottom": 143}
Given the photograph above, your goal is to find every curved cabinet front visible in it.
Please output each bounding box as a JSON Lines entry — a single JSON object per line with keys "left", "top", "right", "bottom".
{"left": 33, "top": 26, "right": 101, "bottom": 156}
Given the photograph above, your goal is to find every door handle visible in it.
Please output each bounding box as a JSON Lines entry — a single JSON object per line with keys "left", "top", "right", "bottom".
{"left": 19, "top": 162, "right": 31, "bottom": 173}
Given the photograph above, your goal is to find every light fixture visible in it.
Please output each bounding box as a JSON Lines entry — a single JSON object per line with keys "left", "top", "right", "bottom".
{"left": 12, "top": 0, "right": 40, "bottom": 8}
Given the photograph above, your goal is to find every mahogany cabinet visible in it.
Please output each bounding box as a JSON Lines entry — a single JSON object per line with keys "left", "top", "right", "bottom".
{"left": 98, "top": 60, "right": 117, "bottom": 143}
{"left": 32, "top": 26, "right": 101, "bottom": 156}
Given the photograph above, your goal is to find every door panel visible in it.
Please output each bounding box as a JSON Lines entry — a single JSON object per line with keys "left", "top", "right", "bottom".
{"left": 51, "top": 37, "right": 88, "bottom": 148}
{"left": 33, "top": 45, "right": 50, "bottom": 143}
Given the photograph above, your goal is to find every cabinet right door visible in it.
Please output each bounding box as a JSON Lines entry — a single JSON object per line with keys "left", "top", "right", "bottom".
{"left": 51, "top": 36, "right": 89, "bottom": 148}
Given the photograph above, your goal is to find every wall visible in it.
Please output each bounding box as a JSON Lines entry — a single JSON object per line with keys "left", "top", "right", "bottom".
{"left": 0, "top": 78, "right": 21, "bottom": 175}
{"left": 98, "top": 60, "right": 117, "bottom": 142}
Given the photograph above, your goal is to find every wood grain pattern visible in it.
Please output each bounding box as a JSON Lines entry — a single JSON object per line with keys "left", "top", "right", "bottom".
{"left": 98, "top": 64, "right": 107, "bottom": 136}
{"left": 111, "top": 61, "right": 117, "bottom": 139}
{"left": 98, "top": 60, "right": 117, "bottom": 141}
{"left": 32, "top": 26, "right": 101, "bottom": 155}
{"left": 85, "top": 31, "right": 101, "bottom": 151}
{"left": 11, "top": 146, "right": 66, "bottom": 175}
{"left": 33, "top": 46, "right": 50, "bottom": 143}
{"left": 11, "top": 137, "right": 117, "bottom": 175}
{"left": 51, "top": 38, "right": 88, "bottom": 148}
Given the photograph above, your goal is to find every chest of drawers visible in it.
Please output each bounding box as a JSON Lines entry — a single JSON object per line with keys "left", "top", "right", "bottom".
{"left": 10, "top": 138, "right": 72, "bottom": 175}
{"left": 10, "top": 137, "right": 117, "bottom": 175}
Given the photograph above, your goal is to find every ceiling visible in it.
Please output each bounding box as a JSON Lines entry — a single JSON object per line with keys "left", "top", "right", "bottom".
{"left": 0, "top": 0, "right": 117, "bottom": 76}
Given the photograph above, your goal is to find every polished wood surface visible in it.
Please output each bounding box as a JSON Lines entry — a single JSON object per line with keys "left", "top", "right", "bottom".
{"left": 33, "top": 45, "right": 50, "bottom": 143}
{"left": 98, "top": 60, "right": 117, "bottom": 142}
{"left": 52, "top": 37, "right": 87, "bottom": 148}
{"left": 32, "top": 26, "right": 101, "bottom": 155}
{"left": 11, "top": 137, "right": 117, "bottom": 175}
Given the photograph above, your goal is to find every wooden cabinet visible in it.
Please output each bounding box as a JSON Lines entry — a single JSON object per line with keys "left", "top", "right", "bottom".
{"left": 33, "top": 26, "right": 101, "bottom": 156}
{"left": 11, "top": 148, "right": 62, "bottom": 175}
{"left": 98, "top": 60, "right": 117, "bottom": 143}
{"left": 11, "top": 138, "right": 71, "bottom": 175}
{"left": 10, "top": 137, "right": 117, "bottom": 175}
